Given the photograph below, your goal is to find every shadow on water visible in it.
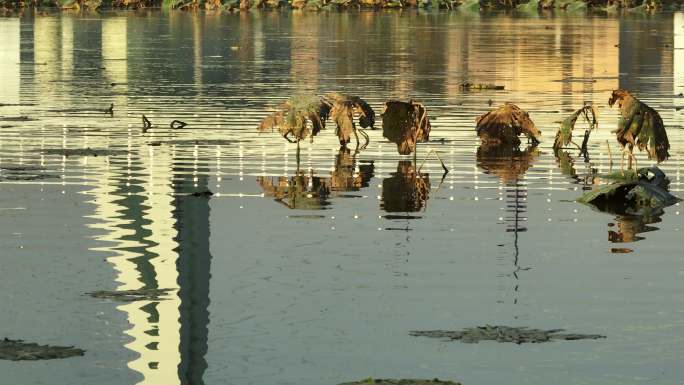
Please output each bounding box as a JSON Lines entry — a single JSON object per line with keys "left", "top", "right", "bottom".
{"left": 257, "top": 147, "right": 374, "bottom": 210}
{"left": 173, "top": 166, "right": 211, "bottom": 385}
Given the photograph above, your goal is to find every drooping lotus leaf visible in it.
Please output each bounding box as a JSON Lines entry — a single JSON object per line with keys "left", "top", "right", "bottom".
{"left": 553, "top": 105, "right": 598, "bottom": 150}
{"left": 608, "top": 89, "right": 669, "bottom": 163}
{"left": 258, "top": 95, "right": 330, "bottom": 143}
{"left": 324, "top": 93, "right": 375, "bottom": 146}
{"left": 476, "top": 104, "right": 541, "bottom": 147}
{"left": 476, "top": 144, "right": 539, "bottom": 184}
{"left": 381, "top": 100, "right": 431, "bottom": 155}
{"left": 578, "top": 167, "right": 680, "bottom": 216}
{"left": 381, "top": 161, "right": 430, "bottom": 212}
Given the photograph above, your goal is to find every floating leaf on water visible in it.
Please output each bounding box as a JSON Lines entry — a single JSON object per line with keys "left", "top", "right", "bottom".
{"left": 578, "top": 166, "right": 681, "bottom": 217}
{"left": 553, "top": 105, "right": 598, "bottom": 151}
{"left": 608, "top": 89, "right": 669, "bottom": 163}
{"left": 410, "top": 325, "right": 605, "bottom": 344}
{"left": 339, "top": 379, "right": 461, "bottom": 385}
{"left": 476, "top": 103, "right": 541, "bottom": 147}
{"left": 381, "top": 100, "right": 431, "bottom": 155}
{"left": 381, "top": 161, "right": 430, "bottom": 213}
{"left": 460, "top": 82, "right": 504, "bottom": 90}
{"left": 87, "top": 288, "right": 173, "bottom": 302}
{"left": 0, "top": 338, "right": 84, "bottom": 361}
{"left": 40, "top": 148, "right": 127, "bottom": 157}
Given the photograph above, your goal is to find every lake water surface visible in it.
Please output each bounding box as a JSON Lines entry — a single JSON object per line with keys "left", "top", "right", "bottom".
{"left": 1, "top": 10, "right": 684, "bottom": 385}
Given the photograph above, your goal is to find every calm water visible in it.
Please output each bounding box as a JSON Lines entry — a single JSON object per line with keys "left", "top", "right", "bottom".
{"left": 1, "top": 10, "right": 684, "bottom": 385}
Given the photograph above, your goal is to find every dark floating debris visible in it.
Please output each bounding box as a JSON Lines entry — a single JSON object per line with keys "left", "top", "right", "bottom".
{"left": 142, "top": 114, "right": 152, "bottom": 133}
{"left": 161, "top": 139, "right": 235, "bottom": 146}
{"left": 190, "top": 190, "right": 214, "bottom": 198}
{"left": 287, "top": 214, "right": 326, "bottom": 219}
{"left": 0, "top": 103, "right": 37, "bottom": 107}
{"left": 340, "top": 379, "right": 461, "bottom": 385}
{"left": 410, "top": 325, "right": 606, "bottom": 344}
{"left": 476, "top": 103, "right": 541, "bottom": 147}
{"left": 170, "top": 119, "right": 188, "bottom": 129}
{"left": 41, "top": 148, "right": 126, "bottom": 157}
{"left": 578, "top": 167, "right": 681, "bottom": 216}
{"left": 0, "top": 338, "right": 84, "bottom": 361}
{"left": 51, "top": 104, "right": 114, "bottom": 115}
{"left": 87, "top": 288, "right": 172, "bottom": 302}
{"left": 383, "top": 215, "right": 423, "bottom": 220}
{"left": 460, "top": 82, "right": 505, "bottom": 91}
{"left": 0, "top": 165, "right": 60, "bottom": 181}
{"left": 0, "top": 116, "right": 35, "bottom": 122}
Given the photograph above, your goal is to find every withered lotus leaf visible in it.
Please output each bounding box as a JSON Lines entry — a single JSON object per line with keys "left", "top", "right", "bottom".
{"left": 381, "top": 100, "right": 431, "bottom": 155}
{"left": 476, "top": 103, "right": 541, "bottom": 147}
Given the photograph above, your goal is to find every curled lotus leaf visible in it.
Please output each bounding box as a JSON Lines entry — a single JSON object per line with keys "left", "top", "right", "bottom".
{"left": 578, "top": 166, "right": 681, "bottom": 216}
{"left": 476, "top": 103, "right": 541, "bottom": 147}
{"left": 608, "top": 89, "right": 669, "bottom": 163}
{"left": 324, "top": 93, "right": 375, "bottom": 146}
{"left": 258, "top": 95, "right": 329, "bottom": 143}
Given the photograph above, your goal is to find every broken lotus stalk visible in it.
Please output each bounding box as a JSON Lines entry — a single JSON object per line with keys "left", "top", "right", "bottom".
{"left": 553, "top": 104, "right": 599, "bottom": 152}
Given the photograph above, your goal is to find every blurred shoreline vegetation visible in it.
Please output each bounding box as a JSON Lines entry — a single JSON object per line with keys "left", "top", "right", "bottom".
{"left": 1, "top": 0, "right": 681, "bottom": 13}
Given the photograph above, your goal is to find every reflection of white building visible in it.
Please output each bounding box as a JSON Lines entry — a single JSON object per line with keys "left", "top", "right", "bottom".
{"left": 88, "top": 146, "right": 183, "bottom": 385}
{"left": 674, "top": 13, "right": 684, "bottom": 125}
{"left": 0, "top": 19, "right": 20, "bottom": 111}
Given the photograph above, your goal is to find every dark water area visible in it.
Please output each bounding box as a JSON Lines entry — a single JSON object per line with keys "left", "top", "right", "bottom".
{"left": 1, "top": 10, "right": 684, "bottom": 385}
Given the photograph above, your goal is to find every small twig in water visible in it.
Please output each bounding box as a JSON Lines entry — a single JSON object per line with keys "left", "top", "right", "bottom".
{"left": 170, "top": 120, "right": 188, "bottom": 129}
{"left": 142, "top": 115, "right": 152, "bottom": 133}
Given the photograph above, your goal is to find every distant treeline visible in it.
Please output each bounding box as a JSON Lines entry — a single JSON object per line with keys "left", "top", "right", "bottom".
{"left": 2, "top": 0, "right": 683, "bottom": 13}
